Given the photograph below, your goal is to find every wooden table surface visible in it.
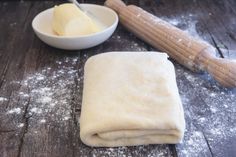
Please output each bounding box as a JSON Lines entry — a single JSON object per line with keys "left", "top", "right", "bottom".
{"left": 0, "top": 0, "right": 236, "bottom": 157}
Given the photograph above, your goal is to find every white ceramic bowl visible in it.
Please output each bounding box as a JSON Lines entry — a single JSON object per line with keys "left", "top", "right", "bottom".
{"left": 32, "top": 4, "right": 118, "bottom": 50}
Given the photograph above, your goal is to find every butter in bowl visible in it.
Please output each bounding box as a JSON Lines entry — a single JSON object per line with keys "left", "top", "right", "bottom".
{"left": 32, "top": 3, "right": 118, "bottom": 50}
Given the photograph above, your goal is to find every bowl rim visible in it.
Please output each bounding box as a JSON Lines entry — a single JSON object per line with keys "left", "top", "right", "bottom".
{"left": 32, "top": 3, "right": 119, "bottom": 39}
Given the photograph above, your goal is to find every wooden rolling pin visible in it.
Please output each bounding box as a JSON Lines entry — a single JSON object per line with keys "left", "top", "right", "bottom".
{"left": 105, "top": 0, "right": 236, "bottom": 88}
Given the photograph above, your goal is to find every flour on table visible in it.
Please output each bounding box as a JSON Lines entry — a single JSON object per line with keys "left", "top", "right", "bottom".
{"left": 176, "top": 64, "right": 236, "bottom": 157}
{"left": 91, "top": 145, "right": 171, "bottom": 157}
{"left": 4, "top": 57, "right": 80, "bottom": 128}
{"left": 163, "top": 14, "right": 236, "bottom": 60}
{"left": 220, "top": 49, "right": 236, "bottom": 59}
{"left": 7, "top": 107, "right": 22, "bottom": 114}
{"left": 1, "top": 11, "right": 235, "bottom": 157}
{"left": 39, "top": 119, "right": 46, "bottom": 123}
{"left": 17, "top": 123, "right": 24, "bottom": 128}
{"left": 0, "top": 97, "right": 8, "bottom": 102}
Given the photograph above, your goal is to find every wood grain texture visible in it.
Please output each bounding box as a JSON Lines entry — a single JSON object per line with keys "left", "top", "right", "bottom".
{"left": 105, "top": 0, "right": 236, "bottom": 88}
{"left": 0, "top": 0, "right": 235, "bottom": 157}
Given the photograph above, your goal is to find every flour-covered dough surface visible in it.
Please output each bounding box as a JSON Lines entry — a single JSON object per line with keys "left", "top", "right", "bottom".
{"left": 80, "top": 52, "right": 185, "bottom": 147}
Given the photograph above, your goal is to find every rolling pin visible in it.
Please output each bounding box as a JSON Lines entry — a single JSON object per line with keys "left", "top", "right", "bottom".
{"left": 105, "top": 0, "right": 236, "bottom": 88}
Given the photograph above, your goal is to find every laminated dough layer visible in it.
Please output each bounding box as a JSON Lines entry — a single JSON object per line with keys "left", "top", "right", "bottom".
{"left": 80, "top": 52, "right": 185, "bottom": 147}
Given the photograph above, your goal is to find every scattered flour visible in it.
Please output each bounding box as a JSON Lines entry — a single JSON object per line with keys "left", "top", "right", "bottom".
{"left": 162, "top": 14, "right": 236, "bottom": 60}
{"left": 1, "top": 11, "right": 236, "bottom": 157}
{"left": 39, "top": 119, "right": 46, "bottom": 123}
{"left": 63, "top": 116, "right": 70, "bottom": 121}
{"left": 111, "top": 30, "right": 147, "bottom": 51}
{"left": 176, "top": 64, "right": 236, "bottom": 157}
{"left": 0, "top": 97, "right": 8, "bottom": 102}
{"left": 5, "top": 57, "right": 80, "bottom": 127}
{"left": 177, "top": 130, "right": 211, "bottom": 157}
{"left": 3, "top": 55, "right": 175, "bottom": 156}
{"left": 220, "top": 49, "right": 236, "bottom": 59}
{"left": 90, "top": 145, "right": 171, "bottom": 157}
{"left": 162, "top": 17, "right": 236, "bottom": 156}
{"left": 18, "top": 123, "right": 24, "bottom": 128}
{"left": 7, "top": 108, "right": 22, "bottom": 114}
{"left": 166, "top": 18, "right": 180, "bottom": 26}
{"left": 30, "top": 107, "right": 43, "bottom": 114}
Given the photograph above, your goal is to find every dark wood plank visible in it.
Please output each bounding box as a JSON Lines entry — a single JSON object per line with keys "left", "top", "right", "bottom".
{"left": 153, "top": 0, "right": 236, "bottom": 58}
{"left": 0, "top": 1, "right": 37, "bottom": 157}
{"left": 0, "top": 0, "right": 236, "bottom": 157}
{"left": 0, "top": 1, "right": 81, "bottom": 157}
{"left": 0, "top": 1, "right": 84, "bottom": 157}
{"left": 140, "top": 0, "right": 236, "bottom": 156}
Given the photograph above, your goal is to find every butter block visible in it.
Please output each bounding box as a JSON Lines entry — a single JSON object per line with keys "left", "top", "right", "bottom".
{"left": 52, "top": 3, "right": 100, "bottom": 36}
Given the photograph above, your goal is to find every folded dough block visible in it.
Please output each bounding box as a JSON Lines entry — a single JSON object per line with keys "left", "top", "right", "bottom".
{"left": 80, "top": 52, "right": 185, "bottom": 147}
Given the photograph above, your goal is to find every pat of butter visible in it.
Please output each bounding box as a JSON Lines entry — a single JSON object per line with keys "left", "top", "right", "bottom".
{"left": 52, "top": 3, "right": 100, "bottom": 36}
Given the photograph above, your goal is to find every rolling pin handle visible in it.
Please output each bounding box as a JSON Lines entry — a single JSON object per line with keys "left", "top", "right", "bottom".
{"left": 197, "top": 48, "right": 236, "bottom": 87}
{"left": 105, "top": 0, "right": 126, "bottom": 12}
{"left": 208, "top": 58, "right": 236, "bottom": 88}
